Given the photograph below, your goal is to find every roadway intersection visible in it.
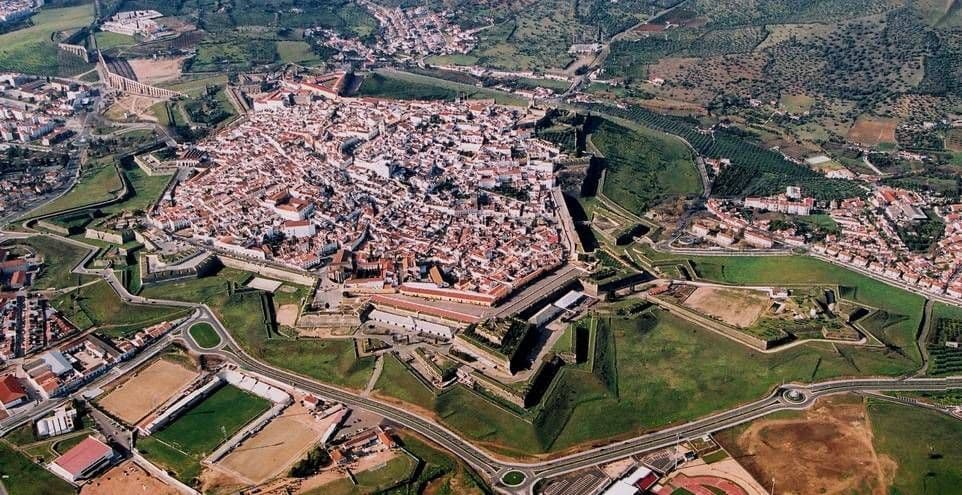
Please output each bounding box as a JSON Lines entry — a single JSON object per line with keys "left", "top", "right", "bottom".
{"left": 5, "top": 229, "right": 962, "bottom": 494}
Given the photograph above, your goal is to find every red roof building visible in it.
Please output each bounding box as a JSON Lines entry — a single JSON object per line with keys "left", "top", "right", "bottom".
{"left": 0, "top": 375, "right": 27, "bottom": 409}
{"left": 48, "top": 436, "right": 115, "bottom": 483}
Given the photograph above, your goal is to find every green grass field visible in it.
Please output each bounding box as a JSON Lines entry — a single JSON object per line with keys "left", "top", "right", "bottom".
{"left": 353, "top": 453, "right": 418, "bottom": 489}
{"left": 161, "top": 74, "right": 230, "bottom": 97}
{"left": 143, "top": 272, "right": 375, "bottom": 389}
{"left": 3, "top": 236, "right": 93, "bottom": 289}
{"left": 0, "top": 4, "right": 95, "bottom": 75}
{"left": 0, "top": 441, "right": 75, "bottom": 495}
{"left": 358, "top": 69, "right": 526, "bottom": 106}
{"left": 99, "top": 161, "right": 172, "bottom": 215}
{"left": 374, "top": 354, "right": 436, "bottom": 409}
{"left": 276, "top": 40, "right": 322, "bottom": 65}
{"left": 140, "top": 385, "right": 270, "bottom": 483}
{"left": 188, "top": 322, "right": 221, "bottom": 348}
{"left": 94, "top": 31, "right": 136, "bottom": 50}
{"left": 868, "top": 399, "right": 962, "bottom": 494}
{"left": 52, "top": 280, "right": 188, "bottom": 333}
{"left": 592, "top": 118, "right": 701, "bottom": 214}
{"left": 28, "top": 159, "right": 124, "bottom": 218}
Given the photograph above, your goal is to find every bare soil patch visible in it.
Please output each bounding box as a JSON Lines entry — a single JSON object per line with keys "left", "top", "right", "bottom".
{"left": 277, "top": 304, "right": 300, "bottom": 327}
{"left": 683, "top": 287, "right": 771, "bottom": 328}
{"left": 99, "top": 358, "right": 198, "bottom": 424}
{"left": 720, "top": 396, "right": 897, "bottom": 495}
{"left": 82, "top": 460, "right": 178, "bottom": 495}
{"left": 218, "top": 404, "right": 325, "bottom": 484}
{"left": 129, "top": 56, "right": 187, "bottom": 84}
{"left": 104, "top": 94, "right": 164, "bottom": 122}
{"left": 848, "top": 116, "right": 898, "bottom": 146}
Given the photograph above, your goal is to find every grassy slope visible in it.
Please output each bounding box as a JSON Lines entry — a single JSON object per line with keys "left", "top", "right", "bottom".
{"left": 0, "top": 4, "right": 94, "bottom": 75}
{"left": 52, "top": 280, "right": 187, "bottom": 333}
{"left": 374, "top": 354, "right": 436, "bottom": 409}
{"left": 28, "top": 159, "right": 124, "bottom": 217}
{"left": 593, "top": 118, "right": 700, "bottom": 214}
{"left": 100, "top": 162, "right": 172, "bottom": 215}
{"left": 4, "top": 236, "right": 93, "bottom": 289}
{"left": 358, "top": 69, "right": 527, "bottom": 106}
{"left": 548, "top": 311, "right": 918, "bottom": 450}
{"left": 141, "top": 270, "right": 374, "bottom": 389}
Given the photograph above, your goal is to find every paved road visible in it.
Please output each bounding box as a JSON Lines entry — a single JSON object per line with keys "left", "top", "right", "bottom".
{"left": 185, "top": 299, "right": 962, "bottom": 494}
{"left": 8, "top": 230, "right": 962, "bottom": 494}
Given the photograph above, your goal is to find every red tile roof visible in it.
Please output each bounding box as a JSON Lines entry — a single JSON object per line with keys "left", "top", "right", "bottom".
{"left": 52, "top": 437, "right": 112, "bottom": 477}
{"left": 0, "top": 375, "right": 26, "bottom": 405}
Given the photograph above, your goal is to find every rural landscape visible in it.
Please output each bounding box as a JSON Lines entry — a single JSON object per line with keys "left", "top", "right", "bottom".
{"left": 1, "top": 0, "right": 962, "bottom": 494}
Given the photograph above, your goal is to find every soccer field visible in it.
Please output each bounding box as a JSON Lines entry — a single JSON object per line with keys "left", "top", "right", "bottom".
{"left": 138, "top": 384, "right": 270, "bottom": 483}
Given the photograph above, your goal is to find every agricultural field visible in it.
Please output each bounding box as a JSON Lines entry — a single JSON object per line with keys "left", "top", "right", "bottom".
{"left": 848, "top": 116, "right": 899, "bottom": 147}
{"left": 138, "top": 385, "right": 271, "bottom": 484}
{"left": 591, "top": 0, "right": 962, "bottom": 158}
{"left": 276, "top": 40, "right": 323, "bottom": 65}
{"left": 578, "top": 102, "right": 864, "bottom": 200}
{"left": 0, "top": 3, "right": 95, "bottom": 75}
{"left": 926, "top": 303, "right": 962, "bottom": 375}
{"left": 99, "top": 356, "right": 199, "bottom": 424}
{"left": 461, "top": 0, "right": 662, "bottom": 71}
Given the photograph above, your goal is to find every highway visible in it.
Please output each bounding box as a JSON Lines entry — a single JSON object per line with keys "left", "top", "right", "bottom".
{"left": 6, "top": 229, "right": 962, "bottom": 494}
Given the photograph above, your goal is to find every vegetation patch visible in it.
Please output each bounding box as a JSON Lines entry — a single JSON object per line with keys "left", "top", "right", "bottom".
{"left": 188, "top": 322, "right": 221, "bottom": 348}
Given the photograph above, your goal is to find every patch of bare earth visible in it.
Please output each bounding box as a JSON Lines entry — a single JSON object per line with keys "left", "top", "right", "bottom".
{"left": 129, "top": 56, "right": 187, "bottom": 84}
{"left": 82, "top": 460, "right": 178, "bottom": 495}
{"left": 99, "top": 358, "right": 198, "bottom": 424}
{"left": 277, "top": 304, "right": 300, "bottom": 327}
{"left": 683, "top": 287, "right": 771, "bottom": 328}
{"left": 720, "top": 396, "right": 897, "bottom": 495}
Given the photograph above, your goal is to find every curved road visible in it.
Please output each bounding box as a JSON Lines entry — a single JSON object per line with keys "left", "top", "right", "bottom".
{"left": 7, "top": 230, "right": 962, "bottom": 494}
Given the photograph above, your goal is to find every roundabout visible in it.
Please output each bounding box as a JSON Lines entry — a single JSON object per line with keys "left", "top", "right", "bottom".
{"left": 782, "top": 388, "right": 809, "bottom": 405}
{"left": 501, "top": 470, "right": 527, "bottom": 487}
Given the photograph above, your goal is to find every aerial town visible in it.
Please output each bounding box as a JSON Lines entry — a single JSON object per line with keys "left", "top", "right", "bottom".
{"left": 3, "top": 1, "right": 962, "bottom": 495}
{"left": 151, "top": 89, "right": 570, "bottom": 303}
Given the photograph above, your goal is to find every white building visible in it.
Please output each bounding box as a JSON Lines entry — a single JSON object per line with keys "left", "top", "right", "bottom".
{"left": 36, "top": 406, "right": 78, "bottom": 438}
